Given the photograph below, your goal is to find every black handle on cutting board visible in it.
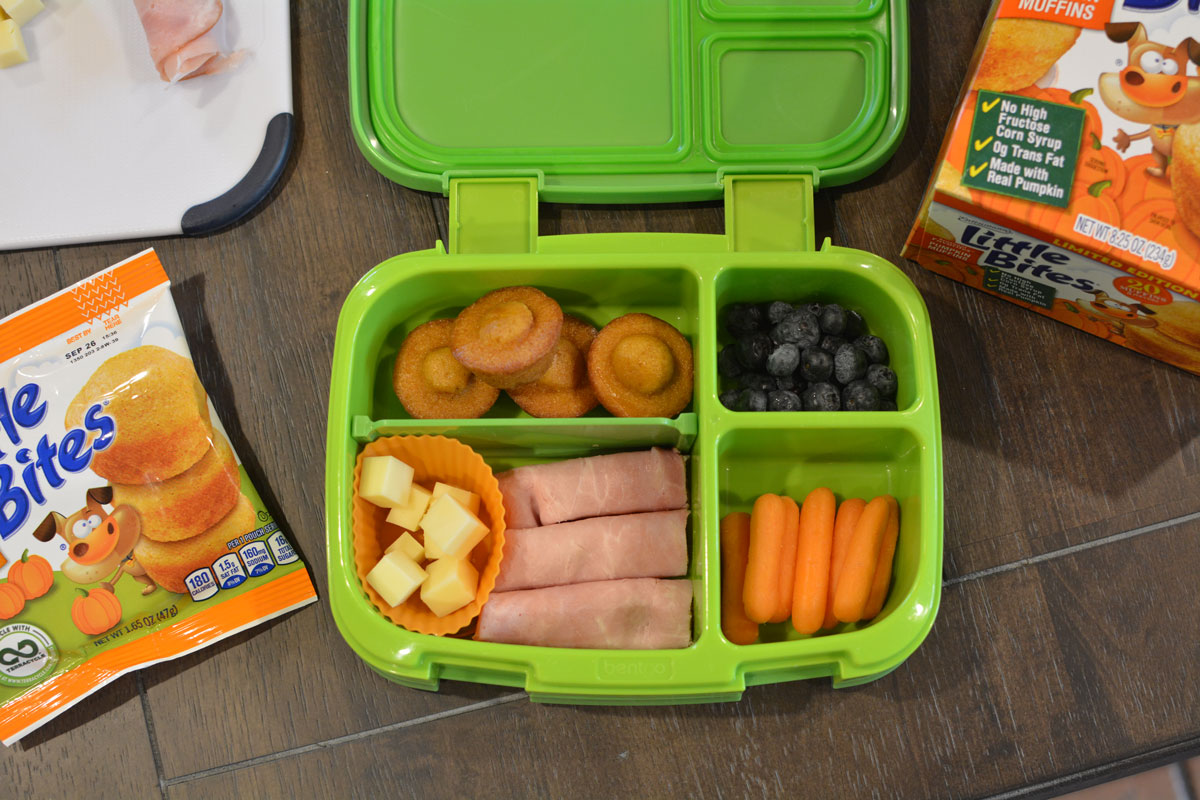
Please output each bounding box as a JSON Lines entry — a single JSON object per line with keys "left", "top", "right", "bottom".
{"left": 182, "top": 111, "right": 294, "bottom": 236}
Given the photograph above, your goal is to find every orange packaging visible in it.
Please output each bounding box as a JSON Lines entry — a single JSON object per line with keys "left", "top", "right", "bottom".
{"left": 0, "top": 250, "right": 316, "bottom": 745}
{"left": 904, "top": 0, "right": 1200, "bottom": 375}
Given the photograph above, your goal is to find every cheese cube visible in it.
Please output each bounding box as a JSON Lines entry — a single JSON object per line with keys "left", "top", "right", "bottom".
{"left": 423, "top": 533, "right": 447, "bottom": 561}
{"left": 431, "top": 482, "right": 480, "bottom": 516}
{"left": 358, "top": 456, "right": 414, "bottom": 508}
{"left": 385, "top": 531, "right": 425, "bottom": 563}
{"left": 0, "top": 20, "right": 27, "bottom": 68}
{"left": 419, "top": 494, "right": 488, "bottom": 561}
{"left": 420, "top": 558, "right": 479, "bottom": 617}
{"left": 385, "top": 483, "right": 432, "bottom": 531}
{"left": 365, "top": 551, "right": 427, "bottom": 608}
{"left": 0, "top": 0, "right": 42, "bottom": 27}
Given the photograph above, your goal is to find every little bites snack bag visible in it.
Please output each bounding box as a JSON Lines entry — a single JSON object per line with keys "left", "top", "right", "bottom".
{"left": 0, "top": 250, "right": 316, "bottom": 745}
{"left": 904, "top": 0, "right": 1200, "bottom": 375}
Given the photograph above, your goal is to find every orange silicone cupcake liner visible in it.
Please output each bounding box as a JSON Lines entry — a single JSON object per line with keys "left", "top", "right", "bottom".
{"left": 352, "top": 435, "right": 506, "bottom": 636}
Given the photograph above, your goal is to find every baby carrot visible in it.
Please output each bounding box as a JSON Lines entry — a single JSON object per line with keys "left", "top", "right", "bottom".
{"left": 863, "top": 496, "right": 900, "bottom": 620}
{"left": 720, "top": 512, "right": 759, "bottom": 645}
{"left": 769, "top": 496, "right": 800, "bottom": 623}
{"left": 744, "top": 494, "right": 786, "bottom": 624}
{"left": 822, "top": 497, "right": 865, "bottom": 630}
{"left": 790, "top": 487, "right": 835, "bottom": 635}
{"left": 832, "top": 495, "right": 890, "bottom": 623}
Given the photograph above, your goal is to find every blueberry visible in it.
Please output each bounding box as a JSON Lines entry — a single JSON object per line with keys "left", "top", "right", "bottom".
{"left": 855, "top": 335, "right": 890, "bottom": 365}
{"left": 880, "top": 399, "right": 898, "bottom": 412}
{"left": 802, "top": 302, "right": 824, "bottom": 318}
{"left": 842, "top": 380, "right": 881, "bottom": 411}
{"left": 726, "top": 303, "right": 764, "bottom": 337}
{"left": 736, "top": 388, "right": 769, "bottom": 412}
{"left": 802, "top": 382, "right": 841, "bottom": 411}
{"left": 799, "top": 347, "right": 833, "bottom": 383}
{"left": 770, "top": 317, "right": 802, "bottom": 345}
{"left": 735, "top": 333, "right": 772, "bottom": 369}
{"left": 739, "top": 373, "right": 776, "bottom": 393}
{"left": 819, "top": 303, "right": 847, "bottom": 336}
{"left": 773, "top": 310, "right": 821, "bottom": 348}
{"left": 833, "top": 344, "right": 868, "bottom": 385}
{"left": 774, "top": 374, "right": 801, "bottom": 392}
{"left": 865, "top": 363, "right": 898, "bottom": 399}
{"left": 844, "top": 309, "right": 866, "bottom": 340}
{"left": 766, "top": 343, "right": 800, "bottom": 377}
{"left": 766, "top": 301, "right": 796, "bottom": 325}
{"left": 718, "top": 344, "right": 744, "bottom": 379}
{"left": 768, "top": 390, "right": 803, "bottom": 412}
{"left": 720, "top": 389, "right": 741, "bottom": 410}
{"left": 820, "top": 335, "right": 847, "bottom": 354}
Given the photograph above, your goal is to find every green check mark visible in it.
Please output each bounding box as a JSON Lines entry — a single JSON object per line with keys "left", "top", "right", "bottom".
{"left": 969, "top": 162, "right": 988, "bottom": 178}
{"left": 974, "top": 136, "right": 994, "bottom": 151}
{"left": 982, "top": 97, "right": 1001, "bottom": 113}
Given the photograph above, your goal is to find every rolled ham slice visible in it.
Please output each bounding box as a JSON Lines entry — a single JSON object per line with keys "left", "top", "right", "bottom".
{"left": 134, "top": 0, "right": 243, "bottom": 82}
{"left": 476, "top": 578, "right": 693, "bottom": 649}
{"left": 497, "top": 448, "right": 687, "bottom": 529}
{"left": 494, "top": 509, "right": 689, "bottom": 592}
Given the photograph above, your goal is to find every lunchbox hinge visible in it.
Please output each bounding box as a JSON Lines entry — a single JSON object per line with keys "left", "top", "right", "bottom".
{"left": 723, "top": 174, "right": 815, "bottom": 253}
{"left": 448, "top": 176, "right": 539, "bottom": 255}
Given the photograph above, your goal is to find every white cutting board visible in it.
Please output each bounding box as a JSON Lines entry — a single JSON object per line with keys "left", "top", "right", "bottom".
{"left": 0, "top": 0, "right": 292, "bottom": 250}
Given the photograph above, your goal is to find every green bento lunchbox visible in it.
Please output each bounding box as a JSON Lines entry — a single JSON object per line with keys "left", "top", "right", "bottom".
{"left": 326, "top": 0, "right": 941, "bottom": 702}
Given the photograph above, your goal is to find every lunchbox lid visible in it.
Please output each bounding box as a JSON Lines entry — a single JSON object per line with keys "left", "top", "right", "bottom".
{"left": 349, "top": 0, "right": 909, "bottom": 203}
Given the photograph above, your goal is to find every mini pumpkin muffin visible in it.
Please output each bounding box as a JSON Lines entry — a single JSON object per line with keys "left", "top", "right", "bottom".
{"left": 973, "top": 19, "right": 1080, "bottom": 93}
{"left": 66, "top": 345, "right": 212, "bottom": 484}
{"left": 588, "top": 313, "right": 693, "bottom": 418}
{"left": 1123, "top": 324, "right": 1200, "bottom": 374}
{"left": 1153, "top": 301, "right": 1200, "bottom": 350}
{"left": 394, "top": 319, "right": 500, "bottom": 419}
{"left": 1172, "top": 123, "right": 1200, "bottom": 241}
{"left": 507, "top": 315, "right": 599, "bottom": 418}
{"left": 135, "top": 494, "right": 257, "bottom": 594}
{"left": 113, "top": 429, "right": 241, "bottom": 543}
{"left": 451, "top": 287, "right": 564, "bottom": 389}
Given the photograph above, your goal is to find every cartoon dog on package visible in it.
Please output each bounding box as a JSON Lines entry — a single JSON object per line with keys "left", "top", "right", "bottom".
{"left": 32, "top": 488, "right": 158, "bottom": 596}
{"left": 1100, "top": 23, "right": 1200, "bottom": 177}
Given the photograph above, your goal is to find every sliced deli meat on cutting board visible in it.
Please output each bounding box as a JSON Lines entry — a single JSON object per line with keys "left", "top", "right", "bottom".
{"left": 496, "top": 448, "right": 687, "bottom": 529}
{"left": 493, "top": 509, "right": 689, "bottom": 592}
{"left": 476, "top": 578, "right": 693, "bottom": 649}
{"left": 133, "top": 0, "right": 243, "bottom": 82}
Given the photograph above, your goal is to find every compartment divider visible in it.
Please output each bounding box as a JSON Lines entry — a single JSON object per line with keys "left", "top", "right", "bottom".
{"left": 351, "top": 414, "right": 699, "bottom": 455}
{"left": 694, "top": 270, "right": 723, "bottom": 643}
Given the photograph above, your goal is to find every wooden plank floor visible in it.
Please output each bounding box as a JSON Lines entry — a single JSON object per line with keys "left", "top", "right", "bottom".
{"left": 161, "top": 517, "right": 1200, "bottom": 799}
{"left": 2, "top": 2, "right": 1199, "bottom": 798}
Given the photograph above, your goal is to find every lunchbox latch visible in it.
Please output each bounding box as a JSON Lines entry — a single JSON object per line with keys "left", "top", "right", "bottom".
{"left": 724, "top": 174, "right": 815, "bottom": 254}
{"left": 448, "top": 176, "right": 539, "bottom": 255}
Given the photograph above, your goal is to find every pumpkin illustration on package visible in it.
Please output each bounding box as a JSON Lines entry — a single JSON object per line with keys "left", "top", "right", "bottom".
{"left": 71, "top": 587, "right": 123, "bottom": 635}
{"left": 9, "top": 550, "right": 54, "bottom": 600}
{"left": 0, "top": 583, "right": 26, "bottom": 620}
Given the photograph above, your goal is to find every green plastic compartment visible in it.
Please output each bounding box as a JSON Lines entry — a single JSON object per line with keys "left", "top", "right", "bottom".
{"left": 330, "top": 0, "right": 937, "bottom": 703}
{"left": 349, "top": 0, "right": 909, "bottom": 202}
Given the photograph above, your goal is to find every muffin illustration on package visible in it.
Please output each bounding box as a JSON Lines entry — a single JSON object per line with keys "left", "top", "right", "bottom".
{"left": 0, "top": 249, "right": 316, "bottom": 745}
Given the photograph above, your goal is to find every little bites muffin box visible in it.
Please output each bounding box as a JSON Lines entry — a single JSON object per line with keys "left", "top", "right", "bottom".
{"left": 0, "top": 250, "right": 316, "bottom": 745}
{"left": 904, "top": 0, "right": 1200, "bottom": 375}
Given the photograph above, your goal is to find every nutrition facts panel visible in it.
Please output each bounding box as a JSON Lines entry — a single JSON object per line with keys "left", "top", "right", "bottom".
{"left": 212, "top": 555, "right": 248, "bottom": 590}
{"left": 239, "top": 542, "right": 275, "bottom": 578}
